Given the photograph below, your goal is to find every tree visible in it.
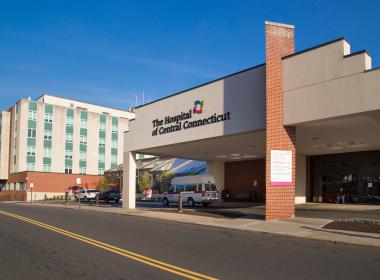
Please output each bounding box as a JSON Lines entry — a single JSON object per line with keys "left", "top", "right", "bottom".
{"left": 159, "top": 170, "right": 174, "bottom": 193}
{"left": 138, "top": 171, "right": 151, "bottom": 193}
{"left": 98, "top": 177, "right": 109, "bottom": 190}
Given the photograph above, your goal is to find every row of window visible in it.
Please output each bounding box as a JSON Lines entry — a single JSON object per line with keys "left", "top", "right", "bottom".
{"left": 27, "top": 129, "right": 52, "bottom": 140}
{"left": 27, "top": 130, "right": 118, "bottom": 146}
{"left": 27, "top": 163, "right": 51, "bottom": 172}
{"left": 66, "top": 116, "right": 118, "bottom": 133}
{"left": 27, "top": 146, "right": 52, "bottom": 157}
{"left": 27, "top": 130, "right": 117, "bottom": 147}
{"left": 64, "top": 166, "right": 88, "bottom": 175}
{"left": 64, "top": 151, "right": 117, "bottom": 163}
{"left": 28, "top": 150, "right": 117, "bottom": 162}
{"left": 28, "top": 163, "right": 109, "bottom": 175}
{"left": 65, "top": 133, "right": 117, "bottom": 147}
{"left": 30, "top": 110, "right": 119, "bottom": 133}
{"left": 64, "top": 166, "right": 105, "bottom": 175}
{"left": 29, "top": 110, "right": 53, "bottom": 123}
{"left": 2, "top": 182, "right": 26, "bottom": 191}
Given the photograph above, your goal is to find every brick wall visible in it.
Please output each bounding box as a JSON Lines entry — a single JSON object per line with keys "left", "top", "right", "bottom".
{"left": 265, "top": 22, "right": 296, "bottom": 220}
{"left": 7, "top": 172, "right": 103, "bottom": 192}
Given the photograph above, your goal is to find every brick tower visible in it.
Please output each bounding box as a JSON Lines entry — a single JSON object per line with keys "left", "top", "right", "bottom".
{"left": 265, "top": 21, "right": 296, "bottom": 220}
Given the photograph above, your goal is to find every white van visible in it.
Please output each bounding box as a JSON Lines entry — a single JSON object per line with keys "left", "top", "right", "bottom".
{"left": 162, "top": 175, "right": 219, "bottom": 207}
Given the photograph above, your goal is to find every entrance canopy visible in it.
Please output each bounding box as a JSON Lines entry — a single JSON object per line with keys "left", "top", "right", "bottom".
{"left": 297, "top": 111, "right": 380, "bottom": 156}
{"left": 133, "top": 130, "right": 265, "bottom": 162}
{"left": 128, "top": 108, "right": 380, "bottom": 162}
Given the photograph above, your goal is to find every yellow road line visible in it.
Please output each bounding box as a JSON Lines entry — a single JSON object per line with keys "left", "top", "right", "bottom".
{"left": 0, "top": 210, "right": 217, "bottom": 280}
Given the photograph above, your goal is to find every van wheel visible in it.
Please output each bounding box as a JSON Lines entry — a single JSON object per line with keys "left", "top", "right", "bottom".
{"left": 162, "top": 198, "right": 169, "bottom": 207}
{"left": 202, "top": 202, "right": 210, "bottom": 207}
{"left": 188, "top": 198, "right": 195, "bottom": 207}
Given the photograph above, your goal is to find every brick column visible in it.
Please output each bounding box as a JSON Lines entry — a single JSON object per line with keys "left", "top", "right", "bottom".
{"left": 265, "top": 21, "right": 296, "bottom": 220}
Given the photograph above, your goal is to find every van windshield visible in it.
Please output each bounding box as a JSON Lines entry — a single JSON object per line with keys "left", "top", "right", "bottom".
{"left": 204, "top": 184, "right": 218, "bottom": 191}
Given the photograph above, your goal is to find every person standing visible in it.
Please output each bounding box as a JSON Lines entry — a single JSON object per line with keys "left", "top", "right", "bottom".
{"left": 336, "top": 187, "right": 345, "bottom": 204}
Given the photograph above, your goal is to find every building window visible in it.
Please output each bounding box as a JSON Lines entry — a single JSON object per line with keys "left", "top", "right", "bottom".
{"left": 43, "top": 164, "right": 51, "bottom": 172}
{"left": 111, "top": 155, "right": 117, "bottom": 164}
{"left": 65, "top": 150, "right": 73, "bottom": 160}
{"left": 99, "top": 138, "right": 105, "bottom": 147}
{"left": 99, "top": 122, "right": 106, "bottom": 131}
{"left": 112, "top": 139, "right": 118, "bottom": 149}
{"left": 99, "top": 153, "right": 105, "bottom": 163}
{"left": 80, "top": 151, "right": 87, "bottom": 161}
{"left": 66, "top": 133, "right": 73, "bottom": 143}
{"left": 66, "top": 116, "right": 73, "bottom": 126}
{"left": 65, "top": 166, "right": 72, "bottom": 174}
{"left": 27, "top": 128, "right": 36, "bottom": 138}
{"left": 80, "top": 119, "right": 87, "bottom": 129}
{"left": 44, "top": 112, "right": 52, "bottom": 123}
{"left": 27, "top": 146, "right": 36, "bottom": 156}
{"left": 44, "top": 147, "right": 52, "bottom": 158}
{"left": 28, "top": 110, "right": 37, "bottom": 120}
{"left": 98, "top": 168, "right": 105, "bottom": 175}
{"left": 112, "top": 124, "right": 118, "bottom": 133}
{"left": 80, "top": 135, "right": 87, "bottom": 145}
{"left": 79, "top": 167, "right": 86, "bottom": 175}
{"left": 27, "top": 163, "right": 35, "bottom": 171}
{"left": 44, "top": 130, "right": 52, "bottom": 140}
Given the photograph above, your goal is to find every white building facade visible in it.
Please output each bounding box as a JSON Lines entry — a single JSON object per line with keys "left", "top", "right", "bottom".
{"left": 0, "top": 94, "right": 134, "bottom": 200}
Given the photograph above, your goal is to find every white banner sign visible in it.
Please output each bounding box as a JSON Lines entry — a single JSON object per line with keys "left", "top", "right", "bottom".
{"left": 270, "top": 150, "right": 292, "bottom": 186}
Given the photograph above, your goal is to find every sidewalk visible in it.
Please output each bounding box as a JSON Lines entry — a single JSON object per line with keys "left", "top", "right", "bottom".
{"left": 11, "top": 201, "right": 380, "bottom": 249}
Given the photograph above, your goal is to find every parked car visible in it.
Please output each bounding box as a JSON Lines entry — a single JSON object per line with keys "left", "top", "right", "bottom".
{"left": 75, "top": 189, "right": 100, "bottom": 201}
{"left": 162, "top": 175, "right": 219, "bottom": 207}
{"left": 96, "top": 190, "right": 121, "bottom": 203}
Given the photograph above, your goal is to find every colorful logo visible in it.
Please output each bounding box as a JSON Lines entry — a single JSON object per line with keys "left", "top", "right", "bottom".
{"left": 193, "top": 100, "right": 204, "bottom": 114}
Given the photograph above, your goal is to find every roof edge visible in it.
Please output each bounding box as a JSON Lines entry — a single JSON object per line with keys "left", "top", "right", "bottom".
{"left": 343, "top": 49, "right": 370, "bottom": 58}
{"left": 36, "top": 93, "right": 134, "bottom": 114}
{"left": 282, "top": 37, "right": 347, "bottom": 60}
{"left": 265, "top": 21, "right": 295, "bottom": 29}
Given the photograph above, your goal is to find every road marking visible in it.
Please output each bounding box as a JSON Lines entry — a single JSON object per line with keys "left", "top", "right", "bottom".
{"left": 0, "top": 210, "right": 217, "bottom": 280}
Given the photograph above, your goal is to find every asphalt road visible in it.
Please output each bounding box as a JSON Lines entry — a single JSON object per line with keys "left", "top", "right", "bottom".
{"left": 0, "top": 203, "right": 379, "bottom": 280}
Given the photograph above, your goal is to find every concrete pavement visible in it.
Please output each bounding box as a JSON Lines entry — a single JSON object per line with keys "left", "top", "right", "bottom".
{"left": 10, "top": 201, "right": 380, "bottom": 249}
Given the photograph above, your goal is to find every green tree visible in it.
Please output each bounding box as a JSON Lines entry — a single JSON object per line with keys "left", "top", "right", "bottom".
{"left": 138, "top": 171, "right": 151, "bottom": 192}
{"left": 98, "top": 177, "right": 109, "bottom": 190}
{"left": 159, "top": 170, "right": 174, "bottom": 193}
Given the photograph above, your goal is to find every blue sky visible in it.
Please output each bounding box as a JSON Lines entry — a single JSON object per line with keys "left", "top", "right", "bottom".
{"left": 1, "top": 0, "right": 379, "bottom": 111}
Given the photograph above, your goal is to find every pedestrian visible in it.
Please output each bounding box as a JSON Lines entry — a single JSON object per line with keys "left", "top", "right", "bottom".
{"left": 336, "top": 187, "right": 345, "bottom": 204}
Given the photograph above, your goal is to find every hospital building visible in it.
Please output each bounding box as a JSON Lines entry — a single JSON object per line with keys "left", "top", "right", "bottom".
{"left": 123, "top": 21, "right": 380, "bottom": 220}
